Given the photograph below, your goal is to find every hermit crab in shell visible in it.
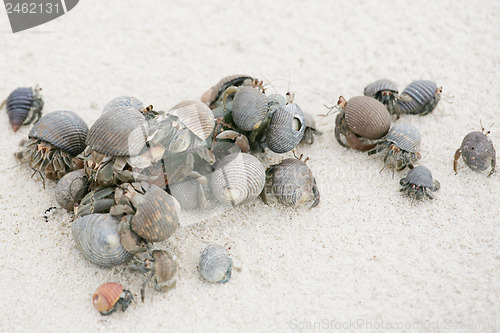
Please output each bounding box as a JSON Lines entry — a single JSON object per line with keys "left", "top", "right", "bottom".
{"left": 334, "top": 96, "right": 391, "bottom": 151}
{"left": 93, "top": 282, "right": 133, "bottom": 316}
{"left": 199, "top": 244, "right": 233, "bottom": 283}
{"left": 397, "top": 80, "right": 442, "bottom": 116}
{"left": 2, "top": 86, "right": 43, "bottom": 132}
{"left": 54, "top": 169, "right": 89, "bottom": 211}
{"left": 103, "top": 95, "right": 160, "bottom": 120}
{"left": 364, "top": 79, "right": 404, "bottom": 120}
{"left": 399, "top": 166, "right": 440, "bottom": 201}
{"left": 201, "top": 74, "right": 255, "bottom": 109}
{"left": 14, "top": 110, "right": 88, "bottom": 182}
{"left": 454, "top": 127, "right": 496, "bottom": 176}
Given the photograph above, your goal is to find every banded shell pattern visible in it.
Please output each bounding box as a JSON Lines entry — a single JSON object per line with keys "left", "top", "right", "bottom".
{"left": 5, "top": 87, "right": 43, "bottom": 132}
{"left": 364, "top": 79, "right": 399, "bottom": 98}
{"left": 397, "top": 80, "right": 441, "bottom": 115}
{"left": 344, "top": 96, "right": 391, "bottom": 140}
{"left": 103, "top": 96, "right": 144, "bottom": 114}
{"left": 265, "top": 103, "right": 305, "bottom": 153}
{"left": 199, "top": 244, "right": 233, "bottom": 283}
{"left": 231, "top": 86, "right": 269, "bottom": 131}
{"left": 93, "top": 282, "right": 133, "bottom": 315}
{"left": 385, "top": 124, "right": 421, "bottom": 153}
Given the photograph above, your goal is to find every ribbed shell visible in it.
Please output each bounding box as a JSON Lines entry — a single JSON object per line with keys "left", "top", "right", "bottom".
{"left": 29, "top": 110, "right": 88, "bottom": 156}
{"left": 210, "top": 152, "right": 265, "bottom": 206}
{"left": 386, "top": 124, "right": 421, "bottom": 153}
{"left": 152, "top": 250, "right": 177, "bottom": 284}
{"left": 72, "top": 213, "right": 134, "bottom": 267}
{"left": 460, "top": 131, "right": 496, "bottom": 171}
{"left": 93, "top": 282, "right": 123, "bottom": 312}
{"left": 201, "top": 74, "right": 253, "bottom": 108}
{"left": 231, "top": 86, "right": 269, "bottom": 131}
{"left": 397, "top": 80, "right": 439, "bottom": 114}
{"left": 168, "top": 179, "right": 202, "bottom": 210}
{"left": 130, "top": 184, "right": 179, "bottom": 242}
{"left": 271, "top": 159, "right": 314, "bottom": 206}
{"left": 86, "top": 106, "right": 148, "bottom": 157}
{"left": 199, "top": 244, "right": 232, "bottom": 283}
{"left": 265, "top": 103, "right": 305, "bottom": 153}
{"left": 55, "top": 169, "right": 89, "bottom": 211}
{"left": 103, "top": 96, "right": 144, "bottom": 114}
{"left": 169, "top": 100, "right": 215, "bottom": 140}
{"left": 364, "top": 79, "right": 398, "bottom": 97}
{"left": 402, "top": 166, "right": 434, "bottom": 188}
{"left": 6, "top": 87, "right": 39, "bottom": 131}
{"left": 344, "top": 96, "right": 391, "bottom": 140}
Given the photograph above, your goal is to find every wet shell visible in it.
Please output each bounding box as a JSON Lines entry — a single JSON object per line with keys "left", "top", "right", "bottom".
{"left": 169, "top": 100, "right": 215, "bottom": 140}
{"left": 210, "top": 152, "right": 265, "bottom": 206}
{"left": 93, "top": 282, "right": 133, "bottom": 315}
{"left": 130, "top": 184, "right": 179, "bottom": 242}
{"left": 265, "top": 103, "right": 305, "bottom": 153}
{"left": 103, "top": 96, "right": 144, "bottom": 114}
{"left": 72, "top": 213, "right": 134, "bottom": 267}
{"left": 401, "top": 166, "right": 434, "bottom": 188}
{"left": 397, "top": 80, "right": 441, "bottom": 115}
{"left": 152, "top": 250, "right": 177, "bottom": 285}
{"left": 86, "top": 106, "right": 148, "bottom": 157}
{"left": 386, "top": 124, "right": 421, "bottom": 153}
{"left": 55, "top": 169, "right": 89, "bottom": 211}
{"left": 29, "top": 110, "right": 88, "bottom": 156}
{"left": 364, "top": 79, "right": 398, "bottom": 97}
{"left": 231, "top": 86, "right": 269, "bottom": 131}
{"left": 270, "top": 159, "right": 315, "bottom": 206}
{"left": 201, "top": 74, "right": 253, "bottom": 108}
{"left": 345, "top": 96, "right": 391, "bottom": 140}
{"left": 5, "top": 87, "right": 43, "bottom": 132}
{"left": 199, "top": 244, "right": 232, "bottom": 283}
{"left": 460, "top": 131, "right": 496, "bottom": 172}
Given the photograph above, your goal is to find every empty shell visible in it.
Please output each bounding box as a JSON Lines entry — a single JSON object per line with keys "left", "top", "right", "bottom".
{"left": 231, "top": 86, "right": 269, "bottom": 131}
{"left": 199, "top": 244, "right": 232, "bottom": 283}
{"left": 169, "top": 100, "right": 215, "bottom": 141}
{"left": 265, "top": 103, "right": 305, "bottom": 153}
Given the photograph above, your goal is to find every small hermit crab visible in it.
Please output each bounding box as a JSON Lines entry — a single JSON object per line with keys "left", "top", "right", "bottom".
{"left": 15, "top": 110, "right": 88, "bottom": 182}
{"left": 334, "top": 96, "right": 391, "bottom": 151}
{"left": 93, "top": 282, "right": 133, "bottom": 316}
{"left": 397, "top": 80, "right": 442, "bottom": 116}
{"left": 454, "top": 126, "right": 496, "bottom": 177}
{"left": 1, "top": 86, "right": 43, "bottom": 132}
{"left": 201, "top": 74, "right": 254, "bottom": 109}
{"left": 368, "top": 124, "right": 422, "bottom": 172}
{"left": 399, "top": 166, "right": 440, "bottom": 201}
{"left": 262, "top": 155, "right": 320, "bottom": 208}
{"left": 129, "top": 250, "right": 177, "bottom": 302}
{"left": 199, "top": 244, "right": 233, "bottom": 283}
{"left": 364, "top": 79, "right": 403, "bottom": 120}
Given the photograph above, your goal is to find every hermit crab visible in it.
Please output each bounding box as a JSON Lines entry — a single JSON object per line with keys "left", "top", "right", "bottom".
{"left": 103, "top": 95, "right": 159, "bottom": 120}
{"left": 400, "top": 166, "right": 440, "bottom": 201}
{"left": 454, "top": 127, "right": 496, "bottom": 176}
{"left": 397, "top": 80, "right": 442, "bottom": 116}
{"left": 199, "top": 244, "right": 233, "bottom": 283}
{"left": 93, "top": 282, "right": 133, "bottom": 315}
{"left": 364, "top": 79, "right": 402, "bottom": 119}
{"left": 301, "top": 111, "right": 322, "bottom": 145}
{"left": 2, "top": 86, "right": 43, "bottom": 131}
{"left": 201, "top": 74, "right": 254, "bottom": 109}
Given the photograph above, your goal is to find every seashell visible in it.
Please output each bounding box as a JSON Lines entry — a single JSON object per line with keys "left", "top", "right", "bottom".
{"left": 210, "top": 152, "right": 265, "bottom": 206}
{"left": 400, "top": 166, "right": 440, "bottom": 201}
{"left": 454, "top": 130, "right": 496, "bottom": 176}
{"left": 397, "top": 80, "right": 442, "bottom": 115}
{"left": 4, "top": 86, "right": 43, "bottom": 132}
{"left": 344, "top": 96, "right": 391, "bottom": 140}
{"left": 71, "top": 213, "right": 134, "bottom": 267}
{"left": 29, "top": 110, "right": 88, "bottom": 156}
{"left": 169, "top": 100, "right": 215, "bottom": 140}
{"left": 86, "top": 106, "right": 148, "bottom": 157}
{"left": 168, "top": 178, "right": 204, "bottom": 210}
{"left": 199, "top": 244, "right": 232, "bottom": 283}
{"left": 152, "top": 250, "right": 177, "bottom": 286}
{"left": 55, "top": 169, "right": 89, "bottom": 211}
{"left": 265, "top": 103, "right": 305, "bottom": 153}
{"left": 364, "top": 79, "right": 399, "bottom": 98}
{"left": 231, "top": 86, "right": 269, "bottom": 131}
{"left": 201, "top": 74, "right": 253, "bottom": 109}
{"left": 385, "top": 124, "right": 421, "bottom": 153}
{"left": 103, "top": 96, "right": 144, "bottom": 114}
{"left": 93, "top": 282, "right": 133, "bottom": 315}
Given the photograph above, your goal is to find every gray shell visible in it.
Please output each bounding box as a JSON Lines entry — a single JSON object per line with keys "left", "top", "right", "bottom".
{"left": 210, "top": 152, "right": 265, "bottom": 206}
{"left": 386, "top": 124, "right": 421, "bottom": 153}
{"left": 270, "top": 159, "right": 315, "bottom": 206}
{"left": 265, "top": 103, "right": 305, "bottom": 153}
{"left": 401, "top": 166, "right": 434, "bottom": 188}
{"left": 345, "top": 96, "right": 391, "bottom": 140}
{"left": 460, "top": 131, "right": 496, "bottom": 172}
{"left": 86, "top": 106, "right": 148, "bottom": 157}
{"left": 169, "top": 100, "right": 215, "bottom": 140}
{"left": 201, "top": 74, "right": 253, "bottom": 108}
{"left": 103, "top": 96, "right": 144, "bottom": 114}
{"left": 397, "top": 80, "right": 440, "bottom": 115}
{"left": 55, "top": 169, "right": 89, "bottom": 211}
{"left": 168, "top": 179, "right": 203, "bottom": 210}
{"left": 6, "top": 87, "right": 43, "bottom": 131}
{"left": 199, "top": 244, "right": 232, "bottom": 283}
{"left": 364, "top": 79, "right": 398, "bottom": 97}
{"left": 71, "top": 213, "right": 134, "bottom": 267}
{"left": 29, "top": 110, "right": 88, "bottom": 156}
{"left": 231, "top": 86, "right": 269, "bottom": 131}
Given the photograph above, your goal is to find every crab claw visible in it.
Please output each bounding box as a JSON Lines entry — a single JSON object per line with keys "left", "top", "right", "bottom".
{"left": 216, "top": 130, "right": 250, "bottom": 153}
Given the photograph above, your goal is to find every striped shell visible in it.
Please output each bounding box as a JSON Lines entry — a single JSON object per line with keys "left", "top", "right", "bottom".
{"left": 93, "top": 282, "right": 132, "bottom": 315}
{"left": 55, "top": 169, "right": 89, "bottom": 211}
{"left": 103, "top": 96, "right": 144, "bottom": 114}
{"left": 460, "top": 131, "right": 496, "bottom": 172}
{"left": 386, "top": 124, "right": 421, "bottom": 153}
{"left": 168, "top": 179, "right": 203, "bottom": 210}
{"left": 29, "top": 110, "right": 88, "bottom": 156}
{"left": 199, "top": 244, "right": 232, "bottom": 283}
{"left": 344, "top": 96, "right": 391, "bottom": 140}
{"left": 71, "top": 213, "right": 134, "bottom": 267}
{"left": 401, "top": 166, "right": 435, "bottom": 188}
{"left": 397, "top": 80, "right": 441, "bottom": 115}
{"left": 210, "top": 152, "right": 265, "bottom": 206}
{"left": 86, "top": 106, "right": 148, "bottom": 157}
{"left": 364, "top": 79, "right": 398, "bottom": 97}
{"left": 169, "top": 100, "right": 215, "bottom": 140}
{"left": 270, "top": 159, "right": 315, "bottom": 206}
{"left": 201, "top": 74, "right": 253, "bottom": 109}
{"left": 231, "top": 86, "right": 269, "bottom": 131}
{"left": 5, "top": 87, "right": 43, "bottom": 132}
{"left": 265, "top": 103, "right": 305, "bottom": 153}
{"left": 152, "top": 250, "right": 177, "bottom": 285}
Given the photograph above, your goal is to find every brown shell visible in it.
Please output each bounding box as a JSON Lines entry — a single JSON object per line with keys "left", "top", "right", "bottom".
{"left": 345, "top": 96, "right": 391, "bottom": 140}
{"left": 93, "top": 282, "right": 123, "bottom": 312}
{"left": 201, "top": 74, "right": 253, "bottom": 108}
{"left": 153, "top": 250, "right": 177, "bottom": 284}
{"left": 169, "top": 100, "right": 215, "bottom": 140}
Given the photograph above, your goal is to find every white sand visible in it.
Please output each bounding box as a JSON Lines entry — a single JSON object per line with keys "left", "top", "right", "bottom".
{"left": 0, "top": 1, "right": 499, "bottom": 332}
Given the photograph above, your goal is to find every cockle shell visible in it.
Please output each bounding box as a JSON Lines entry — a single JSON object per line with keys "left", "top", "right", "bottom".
{"left": 169, "top": 100, "right": 215, "bottom": 140}
{"left": 344, "top": 96, "right": 391, "bottom": 140}
{"left": 199, "top": 244, "right": 232, "bottom": 283}
{"left": 265, "top": 103, "right": 305, "bottom": 153}
{"left": 231, "top": 86, "right": 269, "bottom": 131}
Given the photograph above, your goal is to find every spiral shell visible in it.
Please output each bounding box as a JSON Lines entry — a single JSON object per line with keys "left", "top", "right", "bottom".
{"left": 86, "top": 106, "right": 148, "bottom": 157}
{"left": 93, "top": 282, "right": 133, "bottom": 315}
{"left": 5, "top": 87, "right": 43, "bottom": 132}
{"left": 72, "top": 213, "right": 134, "bottom": 267}
{"left": 55, "top": 169, "right": 89, "bottom": 211}
{"left": 364, "top": 79, "right": 398, "bottom": 97}
{"left": 386, "top": 124, "right": 421, "bottom": 153}
{"left": 169, "top": 100, "right": 215, "bottom": 140}
{"left": 270, "top": 158, "right": 316, "bottom": 206}
{"left": 265, "top": 103, "right": 305, "bottom": 153}
{"left": 401, "top": 166, "right": 435, "bottom": 188}
{"left": 199, "top": 244, "right": 232, "bottom": 283}
{"left": 29, "top": 110, "right": 88, "bottom": 156}
{"left": 201, "top": 74, "right": 253, "bottom": 109}
{"left": 103, "top": 96, "right": 144, "bottom": 114}
{"left": 210, "top": 152, "right": 265, "bottom": 206}
{"left": 231, "top": 86, "right": 269, "bottom": 131}
{"left": 152, "top": 250, "right": 177, "bottom": 285}
{"left": 397, "top": 80, "right": 441, "bottom": 115}
{"left": 344, "top": 96, "right": 391, "bottom": 140}
{"left": 459, "top": 131, "right": 496, "bottom": 172}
